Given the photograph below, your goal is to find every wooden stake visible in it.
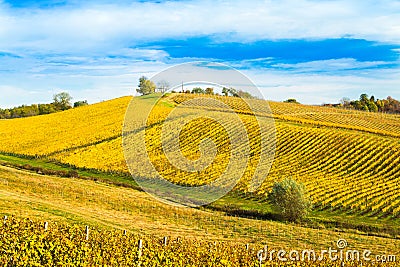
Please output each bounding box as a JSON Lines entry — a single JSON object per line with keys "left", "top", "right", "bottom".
{"left": 85, "top": 226, "right": 89, "bottom": 240}
{"left": 138, "top": 239, "right": 143, "bottom": 258}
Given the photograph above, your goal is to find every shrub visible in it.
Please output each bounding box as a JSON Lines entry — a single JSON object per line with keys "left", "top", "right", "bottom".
{"left": 268, "top": 178, "right": 312, "bottom": 222}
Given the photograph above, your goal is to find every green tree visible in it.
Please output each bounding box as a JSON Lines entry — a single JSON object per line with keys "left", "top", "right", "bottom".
{"left": 284, "top": 98, "right": 300, "bottom": 104}
{"left": 222, "top": 87, "right": 229, "bottom": 96}
{"left": 38, "top": 104, "right": 56, "bottom": 115}
{"left": 205, "top": 87, "right": 214, "bottom": 95}
{"left": 74, "top": 100, "right": 88, "bottom": 108}
{"left": 136, "top": 76, "right": 156, "bottom": 95}
{"left": 268, "top": 178, "right": 312, "bottom": 222}
{"left": 3, "top": 109, "right": 11, "bottom": 118}
{"left": 53, "top": 92, "right": 72, "bottom": 111}
{"left": 352, "top": 100, "right": 363, "bottom": 110}
{"left": 370, "top": 95, "right": 375, "bottom": 102}
{"left": 191, "top": 87, "right": 205, "bottom": 94}
{"left": 376, "top": 99, "right": 385, "bottom": 112}
{"left": 360, "top": 93, "right": 369, "bottom": 103}
{"left": 367, "top": 101, "right": 378, "bottom": 112}
{"left": 222, "top": 87, "right": 238, "bottom": 97}
{"left": 229, "top": 88, "right": 239, "bottom": 97}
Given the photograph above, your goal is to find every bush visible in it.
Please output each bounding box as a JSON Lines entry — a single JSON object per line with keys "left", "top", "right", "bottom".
{"left": 268, "top": 178, "right": 311, "bottom": 222}
{"left": 284, "top": 98, "right": 300, "bottom": 104}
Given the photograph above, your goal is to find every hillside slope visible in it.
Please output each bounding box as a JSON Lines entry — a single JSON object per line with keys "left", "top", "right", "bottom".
{"left": 1, "top": 165, "right": 398, "bottom": 257}
{"left": 0, "top": 94, "right": 399, "bottom": 218}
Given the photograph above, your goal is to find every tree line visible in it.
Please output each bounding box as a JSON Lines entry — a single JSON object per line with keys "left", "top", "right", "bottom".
{"left": 340, "top": 94, "right": 400, "bottom": 113}
{"left": 0, "top": 92, "right": 88, "bottom": 119}
{"left": 136, "top": 76, "right": 256, "bottom": 99}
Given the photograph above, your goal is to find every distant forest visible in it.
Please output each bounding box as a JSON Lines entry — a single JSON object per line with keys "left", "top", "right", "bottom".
{"left": 0, "top": 92, "right": 88, "bottom": 119}
{"left": 339, "top": 94, "right": 400, "bottom": 114}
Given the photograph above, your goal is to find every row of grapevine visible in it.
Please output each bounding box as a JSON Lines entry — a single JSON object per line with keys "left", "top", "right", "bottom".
{"left": 170, "top": 94, "right": 400, "bottom": 138}
{"left": 1, "top": 217, "right": 396, "bottom": 266}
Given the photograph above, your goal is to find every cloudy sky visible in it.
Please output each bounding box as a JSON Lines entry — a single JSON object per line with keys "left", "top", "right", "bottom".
{"left": 0, "top": 0, "right": 399, "bottom": 107}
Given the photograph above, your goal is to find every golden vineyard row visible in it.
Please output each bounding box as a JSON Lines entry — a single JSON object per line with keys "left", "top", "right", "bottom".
{"left": 1, "top": 217, "right": 396, "bottom": 267}
{"left": 0, "top": 94, "right": 399, "bottom": 217}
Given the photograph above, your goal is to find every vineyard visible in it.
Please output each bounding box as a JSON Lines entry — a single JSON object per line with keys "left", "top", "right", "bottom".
{"left": 0, "top": 164, "right": 398, "bottom": 267}
{"left": 2, "top": 216, "right": 397, "bottom": 267}
{"left": 0, "top": 216, "right": 257, "bottom": 267}
{"left": 0, "top": 94, "right": 400, "bottom": 218}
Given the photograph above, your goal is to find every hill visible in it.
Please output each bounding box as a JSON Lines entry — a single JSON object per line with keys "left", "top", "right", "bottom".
{"left": 0, "top": 94, "right": 400, "bottom": 218}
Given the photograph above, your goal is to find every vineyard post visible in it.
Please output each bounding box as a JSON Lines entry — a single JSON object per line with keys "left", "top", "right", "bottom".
{"left": 123, "top": 230, "right": 127, "bottom": 236}
{"left": 44, "top": 221, "right": 48, "bottom": 231}
{"left": 138, "top": 239, "right": 143, "bottom": 259}
{"left": 163, "top": 236, "right": 168, "bottom": 246}
{"left": 3, "top": 215, "right": 7, "bottom": 225}
{"left": 85, "top": 226, "right": 89, "bottom": 240}
{"left": 245, "top": 244, "right": 249, "bottom": 250}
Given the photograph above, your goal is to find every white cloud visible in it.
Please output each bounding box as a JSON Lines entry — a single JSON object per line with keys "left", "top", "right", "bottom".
{"left": 0, "top": 58, "right": 166, "bottom": 107}
{"left": 1, "top": 57, "right": 399, "bottom": 107}
{"left": 1, "top": 0, "right": 400, "bottom": 55}
{"left": 271, "top": 58, "right": 394, "bottom": 72}
{"left": 247, "top": 67, "right": 400, "bottom": 104}
{"left": 0, "top": 0, "right": 400, "bottom": 107}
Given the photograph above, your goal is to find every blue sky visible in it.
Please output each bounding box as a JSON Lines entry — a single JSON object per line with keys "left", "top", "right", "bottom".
{"left": 0, "top": 0, "right": 400, "bottom": 107}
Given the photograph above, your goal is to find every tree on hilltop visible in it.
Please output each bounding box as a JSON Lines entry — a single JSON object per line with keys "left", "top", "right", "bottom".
{"left": 53, "top": 92, "right": 72, "bottom": 111}
{"left": 222, "top": 87, "right": 239, "bottom": 97}
{"left": 205, "top": 87, "right": 214, "bottom": 95}
{"left": 137, "top": 76, "right": 156, "bottom": 95}
{"left": 284, "top": 98, "right": 300, "bottom": 104}
{"left": 74, "top": 100, "right": 88, "bottom": 108}
{"left": 191, "top": 87, "right": 205, "bottom": 94}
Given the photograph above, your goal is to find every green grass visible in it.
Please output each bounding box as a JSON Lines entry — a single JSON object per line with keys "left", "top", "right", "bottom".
{"left": 0, "top": 153, "right": 139, "bottom": 188}
{"left": 1, "top": 152, "right": 399, "bottom": 239}
{"left": 208, "top": 192, "right": 400, "bottom": 238}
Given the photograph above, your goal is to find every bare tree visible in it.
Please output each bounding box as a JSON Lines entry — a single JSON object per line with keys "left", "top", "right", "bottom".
{"left": 157, "top": 80, "right": 170, "bottom": 93}
{"left": 340, "top": 97, "right": 351, "bottom": 107}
